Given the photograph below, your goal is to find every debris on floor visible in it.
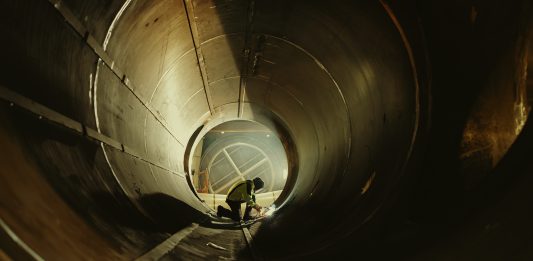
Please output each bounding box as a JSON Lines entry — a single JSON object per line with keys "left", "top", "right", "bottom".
{"left": 206, "top": 242, "right": 227, "bottom": 251}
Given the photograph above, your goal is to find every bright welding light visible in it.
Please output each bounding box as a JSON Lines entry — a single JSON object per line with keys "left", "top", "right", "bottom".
{"left": 264, "top": 204, "right": 276, "bottom": 217}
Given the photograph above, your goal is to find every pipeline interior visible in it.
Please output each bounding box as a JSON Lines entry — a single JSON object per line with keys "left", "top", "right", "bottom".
{"left": 0, "top": 0, "right": 533, "bottom": 260}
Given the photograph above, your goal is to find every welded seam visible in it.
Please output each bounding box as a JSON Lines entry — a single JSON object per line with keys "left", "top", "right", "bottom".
{"left": 149, "top": 48, "right": 195, "bottom": 104}
{"left": 103, "top": 0, "right": 133, "bottom": 50}
{"left": 238, "top": 0, "right": 256, "bottom": 118}
{"left": 243, "top": 37, "right": 341, "bottom": 203}
{"left": 325, "top": 0, "right": 422, "bottom": 243}
{"left": 49, "top": 0, "right": 187, "bottom": 217}
{"left": 208, "top": 82, "right": 311, "bottom": 144}
{"left": 92, "top": 0, "right": 140, "bottom": 209}
{"left": 47, "top": 0, "right": 185, "bottom": 148}
{"left": 157, "top": 29, "right": 170, "bottom": 88}
{"left": 199, "top": 32, "right": 242, "bottom": 46}
{"left": 305, "top": 3, "right": 424, "bottom": 256}
{"left": 175, "top": 88, "right": 206, "bottom": 117}
{"left": 0, "top": 218, "right": 44, "bottom": 261}
{"left": 50, "top": 0, "right": 168, "bottom": 222}
{"left": 208, "top": 75, "right": 241, "bottom": 86}
{"left": 261, "top": 35, "right": 349, "bottom": 113}
{"left": 145, "top": 23, "right": 169, "bottom": 186}
{"left": 143, "top": 24, "right": 170, "bottom": 163}
{"left": 0, "top": 85, "right": 185, "bottom": 178}
{"left": 150, "top": 33, "right": 245, "bottom": 99}
{"left": 262, "top": 34, "right": 352, "bottom": 159}
{"left": 380, "top": 1, "right": 421, "bottom": 171}
{"left": 182, "top": 0, "right": 215, "bottom": 115}
{"left": 248, "top": 76, "right": 304, "bottom": 107}
{"left": 101, "top": 60, "right": 185, "bottom": 147}
{"left": 96, "top": 0, "right": 133, "bottom": 132}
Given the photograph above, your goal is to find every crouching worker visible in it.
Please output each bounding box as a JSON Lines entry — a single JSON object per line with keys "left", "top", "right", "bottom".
{"left": 217, "top": 177, "right": 264, "bottom": 221}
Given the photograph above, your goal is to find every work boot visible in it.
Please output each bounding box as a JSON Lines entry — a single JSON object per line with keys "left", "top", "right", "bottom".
{"left": 217, "top": 205, "right": 223, "bottom": 217}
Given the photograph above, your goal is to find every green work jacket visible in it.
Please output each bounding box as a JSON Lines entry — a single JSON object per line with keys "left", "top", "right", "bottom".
{"left": 226, "top": 180, "right": 256, "bottom": 207}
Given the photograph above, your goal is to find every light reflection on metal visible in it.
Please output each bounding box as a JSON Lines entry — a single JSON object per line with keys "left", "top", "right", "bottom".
{"left": 514, "top": 97, "right": 530, "bottom": 136}
{"left": 515, "top": 47, "right": 530, "bottom": 136}
{"left": 89, "top": 73, "right": 93, "bottom": 105}
{"left": 0, "top": 218, "right": 44, "bottom": 261}
{"left": 459, "top": 34, "right": 531, "bottom": 185}
{"left": 361, "top": 171, "right": 376, "bottom": 195}
{"left": 263, "top": 204, "right": 277, "bottom": 217}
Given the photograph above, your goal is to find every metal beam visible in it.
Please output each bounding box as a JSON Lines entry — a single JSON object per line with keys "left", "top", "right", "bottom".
{"left": 215, "top": 157, "right": 267, "bottom": 194}
{"left": 241, "top": 158, "right": 268, "bottom": 177}
{"left": 223, "top": 148, "right": 244, "bottom": 176}
{"left": 0, "top": 85, "right": 185, "bottom": 178}
{"left": 183, "top": 0, "right": 215, "bottom": 115}
{"left": 238, "top": 0, "right": 256, "bottom": 118}
{"left": 240, "top": 224, "right": 260, "bottom": 260}
{"left": 47, "top": 0, "right": 185, "bottom": 147}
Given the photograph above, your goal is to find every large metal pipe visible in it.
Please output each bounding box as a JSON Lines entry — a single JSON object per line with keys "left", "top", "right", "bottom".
{"left": 0, "top": 0, "right": 531, "bottom": 260}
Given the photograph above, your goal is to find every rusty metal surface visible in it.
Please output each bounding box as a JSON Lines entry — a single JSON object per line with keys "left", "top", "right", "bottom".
{"left": 0, "top": 110, "right": 134, "bottom": 260}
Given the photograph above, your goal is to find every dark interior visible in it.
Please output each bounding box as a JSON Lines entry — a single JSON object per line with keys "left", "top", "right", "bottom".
{"left": 0, "top": 0, "right": 532, "bottom": 260}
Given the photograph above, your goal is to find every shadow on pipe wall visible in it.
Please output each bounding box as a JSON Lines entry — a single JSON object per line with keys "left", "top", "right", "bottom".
{"left": 0, "top": 0, "right": 207, "bottom": 258}
{"left": 315, "top": 0, "right": 533, "bottom": 260}
{"left": 206, "top": 0, "right": 426, "bottom": 258}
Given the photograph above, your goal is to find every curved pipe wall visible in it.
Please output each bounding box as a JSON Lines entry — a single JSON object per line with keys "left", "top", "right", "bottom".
{"left": 95, "top": 0, "right": 420, "bottom": 255}
{"left": 0, "top": 0, "right": 531, "bottom": 260}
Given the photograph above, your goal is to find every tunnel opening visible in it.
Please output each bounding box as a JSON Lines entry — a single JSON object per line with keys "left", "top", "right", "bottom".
{"left": 187, "top": 120, "right": 291, "bottom": 213}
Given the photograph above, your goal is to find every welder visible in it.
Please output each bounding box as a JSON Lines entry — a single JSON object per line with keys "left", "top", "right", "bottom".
{"left": 217, "top": 177, "right": 264, "bottom": 221}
